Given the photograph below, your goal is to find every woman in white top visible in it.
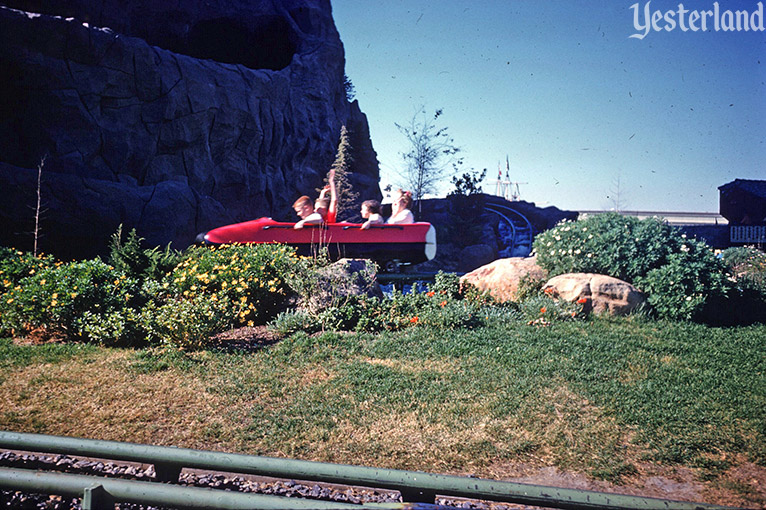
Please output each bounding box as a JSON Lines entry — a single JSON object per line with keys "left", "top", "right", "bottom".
{"left": 387, "top": 189, "right": 414, "bottom": 224}
{"left": 360, "top": 200, "right": 385, "bottom": 229}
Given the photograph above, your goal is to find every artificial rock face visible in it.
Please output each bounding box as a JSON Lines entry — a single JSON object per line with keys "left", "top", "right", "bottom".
{"left": 0, "top": 0, "right": 380, "bottom": 259}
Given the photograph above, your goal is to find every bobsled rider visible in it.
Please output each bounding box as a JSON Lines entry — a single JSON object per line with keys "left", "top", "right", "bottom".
{"left": 324, "top": 168, "right": 338, "bottom": 223}
{"left": 387, "top": 189, "right": 414, "bottom": 224}
{"left": 293, "top": 195, "right": 323, "bottom": 229}
{"left": 294, "top": 168, "right": 338, "bottom": 229}
{"left": 360, "top": 200, "right": 384, "bottom": 229}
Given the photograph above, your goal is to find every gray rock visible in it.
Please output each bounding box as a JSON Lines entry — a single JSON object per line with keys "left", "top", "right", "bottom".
{"left": 302, "top": 258, "right": 383, "bottom": 313}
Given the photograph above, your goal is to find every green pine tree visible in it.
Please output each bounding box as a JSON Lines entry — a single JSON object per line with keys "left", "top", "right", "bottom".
{"left": 326, "top": 125, "right": 360, "bottom": 221}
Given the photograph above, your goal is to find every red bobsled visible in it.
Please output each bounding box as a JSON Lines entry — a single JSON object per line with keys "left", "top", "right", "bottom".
{"left": 196, "top": 217, "right": 437, "bottom": 268}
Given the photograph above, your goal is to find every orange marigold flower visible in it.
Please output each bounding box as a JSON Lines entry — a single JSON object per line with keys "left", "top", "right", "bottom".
{"left": 410, "top": 316, "right": 419, "bottom": 324}
{"left": 577, "top": 297, "right": 588, "bottom": 304}
{"left": 440, "top": 300, "right": 447, "bottom": 307}
{"left": 544, "top": 287, "right": 554, "bottom": 294}
{"left": 426, "top": 291, "right": 435, "bottom": 297}
{"left": 540, "top": 307, "right": 547, "bottom": 314}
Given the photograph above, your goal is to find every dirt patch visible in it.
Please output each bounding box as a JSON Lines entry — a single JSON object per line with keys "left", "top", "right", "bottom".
{"left": 13, "top": 327, "right": 66, "bottom": 345}
{"left": 483, "top": 459, "right": 766, "bottom": 508}
{"left": 209, "top": 325, "right": 281, "bottom": 352}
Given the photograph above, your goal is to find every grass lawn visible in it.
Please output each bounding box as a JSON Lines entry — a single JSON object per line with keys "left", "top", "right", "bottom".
{"left": 1, "top": 317, "right": 764, "bottom": 506}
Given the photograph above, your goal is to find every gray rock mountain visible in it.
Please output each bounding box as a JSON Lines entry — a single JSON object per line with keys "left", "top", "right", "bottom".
{"left": 0, "top": 0, "right": 380, "bottom": 259}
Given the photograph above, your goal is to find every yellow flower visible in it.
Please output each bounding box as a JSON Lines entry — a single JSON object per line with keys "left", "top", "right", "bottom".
{"left": 40, "top": 279, "right": 46, "bottom": 285}
{"left": 51, "top": 293, "right": 58, "bottom": 299}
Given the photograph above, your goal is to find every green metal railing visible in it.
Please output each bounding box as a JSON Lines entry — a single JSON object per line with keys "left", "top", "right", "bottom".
{"left": 0, "top": 467, "right": 446, "bottom": 510}
{"left": 0, "top": 431, "right": 738, "bottom": 510}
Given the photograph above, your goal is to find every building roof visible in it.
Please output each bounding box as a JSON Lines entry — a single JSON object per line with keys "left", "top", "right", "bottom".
{"left": 718, "top": 179, "right": 766, "bottom": 198}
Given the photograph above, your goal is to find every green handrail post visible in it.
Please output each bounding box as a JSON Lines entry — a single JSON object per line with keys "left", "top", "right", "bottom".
{"left": 154, "top": 462, "right": 182, "bottom": 483}
{"left": 399, "top": 488, "right": 436, "bottom": 504}
{"left": 0, "top": 467, "right": 451, "bottom": 510}
{"left": 82, "top": 483, "right": 115, "bottom": 510}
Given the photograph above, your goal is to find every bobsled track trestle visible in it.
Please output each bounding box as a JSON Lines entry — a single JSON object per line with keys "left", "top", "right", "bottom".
{"left": 0, "top": 431, "right": 735, "bottom": 510}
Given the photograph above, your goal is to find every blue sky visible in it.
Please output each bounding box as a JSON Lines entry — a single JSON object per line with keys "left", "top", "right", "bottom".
{"left": 331, "top": 1, "right": 765, "bottom": 212}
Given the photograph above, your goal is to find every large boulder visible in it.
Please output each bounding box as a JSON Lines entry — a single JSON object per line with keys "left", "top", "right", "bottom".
{"left": 459, "top": 256, "right": 547, "bottom": 302}
{"left": 0, "top": 1, "right": 380, "bottom": 259}
{"left": 542, "top": 273, "right": 646, "bottom": 316}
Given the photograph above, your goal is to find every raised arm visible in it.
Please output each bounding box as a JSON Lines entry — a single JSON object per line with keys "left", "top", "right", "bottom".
{"left": 327, "top": 168, "right": 338, "bottom": 223}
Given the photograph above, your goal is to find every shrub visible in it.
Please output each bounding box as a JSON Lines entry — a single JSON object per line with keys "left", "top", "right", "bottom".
{"left": 162, "top": 244, "right": 298, "bottom": 327}
{"left": 519, "top": 294, "right": 586, "bottom": 326}
{"left": 533, "top": 213, "right": 679, "bottom": 283}
{"left": 515, "top": 272, "right": 546, "bottom": 302}
{"left": 431, "top": 271, "right": 462, "bottom": 299}
{"left": 634, "top": 238, "right": 731, "bottom": 322}
{"left": 0, "top": 259, "right": 143, "bottom": 344}
{"left": 721, "top": 246, "right": 766, "bottom": 286}
{"left": 76, "top": 308, "right": 145, "bottom": 347}
{"left": 270, "top": 271, "right": 495, "bottom": 335}
{"left": 108, "top": 225, "right": 184, "bottom": 283}
{"left": 141, "top": 293, "right": 234, "bottom": 350}
{"left": 270, "top": 309, "right": 322, "bottom": 337}
{"left": 716, "top": 246, "right": 766, "bottom": 325}
{"left": 0, "top": 247, "right": 56, "bottom": 290}
{"left": 414, "top": 299, "right": 484, "bottom": 330}
{"left": 287, "top": 256, "right": 380, "bottom": 314}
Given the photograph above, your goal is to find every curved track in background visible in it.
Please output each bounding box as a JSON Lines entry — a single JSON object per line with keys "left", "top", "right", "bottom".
{"left": 484, "top": 198, "right": 534, "bottom": 258}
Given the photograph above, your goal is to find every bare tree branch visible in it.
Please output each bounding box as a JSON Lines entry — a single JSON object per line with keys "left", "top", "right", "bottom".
{"left": 396, "top": 107, "right": 462, "bottom": 212}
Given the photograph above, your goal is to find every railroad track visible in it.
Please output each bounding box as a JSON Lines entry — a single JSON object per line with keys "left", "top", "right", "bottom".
{"left": 0, "top": 432, "right": 734, "bottom": 510}
{"left": 0, "top": 450, "right": 527, "bottom": 510}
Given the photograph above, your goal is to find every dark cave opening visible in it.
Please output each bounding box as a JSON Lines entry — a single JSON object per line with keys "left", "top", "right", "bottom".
{"left": 185, "top": 16, "right": 296, "bottom": 71}
{"left": 1, "top": 1, "right": 297, "bottom": 71}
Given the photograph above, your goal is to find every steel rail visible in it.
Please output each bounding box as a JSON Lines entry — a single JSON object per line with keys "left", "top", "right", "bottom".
{"left": 485, "top": 202, "right": 534, "bottom": 236}
{"left": 0, "top": 467, "right": 445, "bottom": 510}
